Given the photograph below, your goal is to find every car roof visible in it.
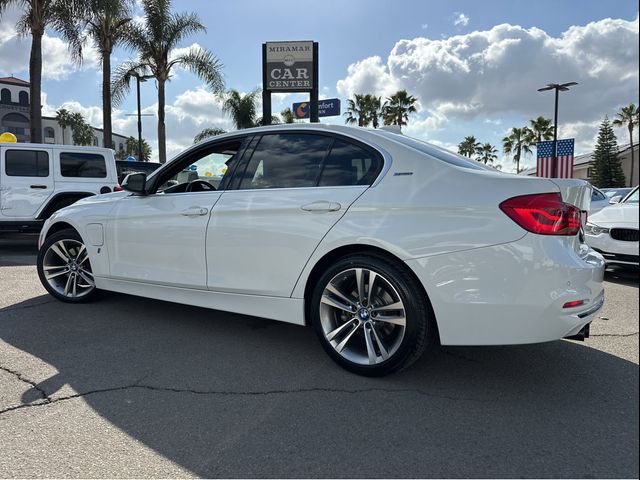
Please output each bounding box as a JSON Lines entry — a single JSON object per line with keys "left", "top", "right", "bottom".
{"left": 0, "top": 143, "right": 114, "bottom": 154}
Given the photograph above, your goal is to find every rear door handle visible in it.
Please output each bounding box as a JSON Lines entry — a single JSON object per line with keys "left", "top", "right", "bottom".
{"left": 30, "top": 185, "right": 48, "bottom": 189}
{"left": 301, "top": 201, "right": 341, "bottom": 212}
{"left": 181, "top": 206, "right": 209, "bottom": 216}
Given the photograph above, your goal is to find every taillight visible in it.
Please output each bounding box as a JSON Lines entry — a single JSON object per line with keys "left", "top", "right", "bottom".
{"left": 499, "top": 193, "right": 581, "bottom": 236}
{"left": 114, "top": 185, "right": 124, "bottom": 191}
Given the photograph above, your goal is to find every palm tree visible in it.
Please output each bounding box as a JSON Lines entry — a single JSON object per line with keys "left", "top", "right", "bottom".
{"left": 383, "top": 90, "right": 417, "bottom": 126}
{"left": 85, "top": 0, "right": 132, "bottom": 149}
{"left": 366, "top": 95, "right": 384, "bottom": 128}
{"left": 280, "top": 107, "right": 296, "bottom": 124}
{"left": 222, "top": 89, "right": 259, "bottom": 129}
{"left": 503, "top": 127, "right": 534, "bottom": 174}
{"left": 476, "top": 143, "right": 498, "bottom": 164}
{"left": 112, "top": 0, "right": 224, "bottom": 163}
{"left": 612, "top": 103, "right": 639, "bottom": 187}
{"left": 194, "top": 128, "right": 226, "bottom": 143}
{"left": 55, "top": 108, "right": 73, "bottom": 144}
{"left": 0, "top": 0, "right": 85, "bottom": 143}
{"left": 344, "top": 94, "right": 369, "bottom": 127}
{"left": 529, "top": 116, "right": 554, "bottom": 143}
{"left": 458, "top": 136, "right": 480, "bottom": 158}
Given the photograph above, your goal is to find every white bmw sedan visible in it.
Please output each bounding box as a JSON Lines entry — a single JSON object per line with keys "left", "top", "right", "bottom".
{"left": 37, "top": 125, "right": 605, "bottom": 376}
{"left": 585, "top": 186, "right": 639, "bottom": 267}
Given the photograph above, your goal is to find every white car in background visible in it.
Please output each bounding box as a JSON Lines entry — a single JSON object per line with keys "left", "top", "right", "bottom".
{"left": 586, "top": 186, "right": 639, "bottom": 267}
{"left": 36, "top": 125, "right": 605, "bottom": 376}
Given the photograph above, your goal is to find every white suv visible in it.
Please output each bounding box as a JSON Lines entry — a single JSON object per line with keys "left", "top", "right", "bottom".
{"left": 0, "top": 143, "right": 119, "bottom": 231}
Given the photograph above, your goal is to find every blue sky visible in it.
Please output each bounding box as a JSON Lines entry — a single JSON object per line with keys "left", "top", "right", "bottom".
{"left": 1, "top": 0, "right": 638, "bottom": 167}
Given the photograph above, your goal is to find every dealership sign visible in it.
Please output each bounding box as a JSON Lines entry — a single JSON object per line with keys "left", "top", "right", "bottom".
{"left": 293, "top": 99, "right": 341, "bottom": 119}
{"left": 265, "top": 41, "right": 314, "bottom": 91}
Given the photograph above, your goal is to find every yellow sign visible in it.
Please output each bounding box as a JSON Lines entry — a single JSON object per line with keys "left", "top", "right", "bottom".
{"left": 204, "top": 171, "right": 212, "bottom": 177}
{"left": 0, "top": 132, "right": 17, "bottom": 143}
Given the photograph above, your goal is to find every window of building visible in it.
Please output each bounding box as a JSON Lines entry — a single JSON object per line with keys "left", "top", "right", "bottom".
{"left": 5, "top": 150, "right": 49, "bottom": 177}
{"left": 60, "top": 152, "right": 107, "bottom": 178}
{"left": 1, "top": 112, "right": 29, "bottom": 136}
{"left": 18, "top": 91, "right": 28, "bottom": 105}
{"left": 43, "top": 127, "right": 55, "bottom": 139}
{"left": 0, "top": 88, "right": 11, "bottom": 103}
{"left": 239, "top": 133, "right": 333, "bottom": 189}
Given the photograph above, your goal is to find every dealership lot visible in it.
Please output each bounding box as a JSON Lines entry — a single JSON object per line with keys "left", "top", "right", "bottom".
{"left": 0, "top": 233, "right": 638, "bottom": 478}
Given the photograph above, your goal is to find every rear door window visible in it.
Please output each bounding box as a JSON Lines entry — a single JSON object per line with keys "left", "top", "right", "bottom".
{"left": 60, "top": 152, "right": 107, "bottom": 178}
{"left": 318, "top": 140, "right": 380, "bottom": 186}
{"left": 5, "top": 150, "right": 49, "bottom": 177}
{"left": 239, "top": 133, "right": 332, "bottom": 189}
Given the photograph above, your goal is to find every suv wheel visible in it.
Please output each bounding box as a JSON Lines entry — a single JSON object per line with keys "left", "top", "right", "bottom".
{"left": 37, "top": 229, "right": 99, "bottom": 303}
{"left": 311, "top": 254, "right": 433, "bottom": 376}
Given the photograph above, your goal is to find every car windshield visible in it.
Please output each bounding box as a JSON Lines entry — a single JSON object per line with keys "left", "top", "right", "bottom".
{"left": 622, "top": 188, "right": 639, "bottom": 204}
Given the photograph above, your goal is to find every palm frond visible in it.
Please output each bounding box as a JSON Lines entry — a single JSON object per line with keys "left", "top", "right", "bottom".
{"left": 170, "top": 46, "right": 224, "bottom": 94}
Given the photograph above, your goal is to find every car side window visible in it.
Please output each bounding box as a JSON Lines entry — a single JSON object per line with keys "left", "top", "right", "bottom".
{"left": 591, "top": 190, "right": 606, "bottom": 201}
{"left": 239, "top": 133, "right": 332, "bottom": 189}
{"left": 5, "top": 150, "right": 49, "bottom": 177}
{"left": 155, "top": 139, "right": 245, "bottom": 194}
{"left": 60, "top": 152, "right": 107, "bottom": 178}
{"left": 318, "top": 140, "right": 379, "bottom": 186}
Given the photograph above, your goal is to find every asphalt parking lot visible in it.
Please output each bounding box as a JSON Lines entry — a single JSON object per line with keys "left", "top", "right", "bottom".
{"left": 0, "top": 233, "right": 638, "bottom": 478}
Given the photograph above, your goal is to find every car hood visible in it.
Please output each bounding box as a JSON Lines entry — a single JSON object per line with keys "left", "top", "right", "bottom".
{"left": 589, "top": 204, "right": 639, "bottom": 227}
{"left": 74, "top": 190, "right": 130, "bottom": 206}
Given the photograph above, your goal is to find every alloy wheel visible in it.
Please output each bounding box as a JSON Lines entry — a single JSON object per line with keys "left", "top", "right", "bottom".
{"left": 42, "top": 239, "right": 95, "bottom": 299}
{"left": 319, "top": 268, "right": 406, "bottom": 365}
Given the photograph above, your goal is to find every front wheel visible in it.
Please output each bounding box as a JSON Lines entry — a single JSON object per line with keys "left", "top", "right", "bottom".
{"left": 311, "top": 254, "right": 434, "bottom": 376}
{"left": 37, "top": 228, "right": 100, "bottom": 303}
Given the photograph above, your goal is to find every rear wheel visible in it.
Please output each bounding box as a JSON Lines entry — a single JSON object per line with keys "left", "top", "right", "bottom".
{"left": 311, "top": 254, "right": 433, "bottom": 376}
{"left": 37, "top": 229, "right": 99, "bottom": 303}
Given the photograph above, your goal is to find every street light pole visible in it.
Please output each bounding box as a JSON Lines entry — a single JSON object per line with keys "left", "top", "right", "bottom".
{"left": 136, "top": 75, "right": 143, "bottom": 162}
{"left": 537, "top": 82, "right": 578, "bottom": 178}
{"left": 125, "top": 71, "right": 153, "bottom": 161}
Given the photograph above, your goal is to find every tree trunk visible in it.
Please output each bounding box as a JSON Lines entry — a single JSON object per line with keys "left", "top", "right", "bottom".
{"left": 629, "top": 125, "right": 635, "bottom": 187}
{"left": 102, "top": 52, "right": 113, "bottom": 149}
{"left": 157, "top": 79, "right": 166, "bottom": 163}
{"left": 516, "top": 145, "right": 521, "bottom": 174}
{"left": 29, "top": 30, "right": 43, "bottom": 143}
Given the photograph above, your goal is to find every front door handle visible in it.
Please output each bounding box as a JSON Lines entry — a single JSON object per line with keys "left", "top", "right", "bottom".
{"left": 30, "top": 185, "right": 48, "bottom": 189}
{"left": 181, "top": 206, "right": 209, "bottom": 216}
{"left": 301, "top": 201, "right": 341, "bottom": 212}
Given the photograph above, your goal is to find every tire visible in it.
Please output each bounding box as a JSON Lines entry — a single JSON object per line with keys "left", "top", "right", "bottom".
{"left": 37, "top": 228, "right": 100, "bottom": 303}
{"left": 311, "top": 254, "right": 433, "bottom": 376}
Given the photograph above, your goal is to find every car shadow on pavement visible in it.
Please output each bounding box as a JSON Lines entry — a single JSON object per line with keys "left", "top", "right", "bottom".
{"left": 0, "top": 233, "right": 39, "bottom": 267}
{"left": 0, "top": 292, "right": 638, "bottom": 478}
{"left": 604, "top": 266, "right": 639, "bottom": 288}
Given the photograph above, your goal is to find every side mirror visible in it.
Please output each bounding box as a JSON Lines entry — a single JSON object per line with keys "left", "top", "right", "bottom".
{"left": 121, "top": 172, "right": 147, "bottom": 195}
{"left": 609, "top": 195, "right": 622, "bottom": 204}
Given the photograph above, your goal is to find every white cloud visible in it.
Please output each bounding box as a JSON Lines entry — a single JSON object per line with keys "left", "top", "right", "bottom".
{"left": 0, "top": 4, "right": 99, "bottom": 80}
{"left": 454, "top": 13, "right": 470, "bottom": 27}
{"left": 336, "top": 56, "right": 399, "bottom": 99}
{"left": 336, "top": 15, "right": 639, "bottom": 155}
{"left": 421, "top": 23, "right": 429, "bottom": 30}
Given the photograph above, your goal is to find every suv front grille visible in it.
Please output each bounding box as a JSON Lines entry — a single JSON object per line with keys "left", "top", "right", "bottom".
{"left": 610, "top": 228, "right": 639, "bottom": 242}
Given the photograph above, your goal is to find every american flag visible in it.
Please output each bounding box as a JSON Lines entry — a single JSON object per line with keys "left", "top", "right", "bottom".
{"left": 536, "top": 139, "right": 574, "bottom": 178}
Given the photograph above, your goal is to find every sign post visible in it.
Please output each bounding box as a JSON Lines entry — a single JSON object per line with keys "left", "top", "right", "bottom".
{"left": 263, "top": 41, "right": 319, "bottom": 125}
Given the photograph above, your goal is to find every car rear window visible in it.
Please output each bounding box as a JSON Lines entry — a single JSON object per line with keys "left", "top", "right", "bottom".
{"left": 60, "top": 152, "right": 107, "bottom": 178}
{"left": 319, "top": 140, "right": 380, "bottom": 186}
{"left": 5, "top": 149, "right": 49, "bottom": 177}
{"left": 375, "top": 131, "right": 487, "bottom": 170}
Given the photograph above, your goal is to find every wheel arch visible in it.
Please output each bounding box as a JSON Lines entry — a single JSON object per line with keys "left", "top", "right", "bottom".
{"left": 44, "top": 221, "right": 79, "bottom": 240}
{"left": 36, "top": 192, "right": 95, "bottom": 220}
{"left": 301, "top": 244, "right": 440, "bottom": 342}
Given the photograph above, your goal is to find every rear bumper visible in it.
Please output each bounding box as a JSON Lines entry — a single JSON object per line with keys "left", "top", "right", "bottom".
{"left": 405, "top": 235, "right": 605, "bottom": 346}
